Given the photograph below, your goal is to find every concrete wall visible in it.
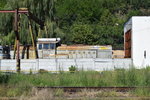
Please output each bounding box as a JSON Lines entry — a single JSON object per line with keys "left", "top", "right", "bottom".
{"left": 10, "top": 49, "right": 112, "bottom": 59}
{"left": 0, "top": 58, "right": 132, "bottom": 72}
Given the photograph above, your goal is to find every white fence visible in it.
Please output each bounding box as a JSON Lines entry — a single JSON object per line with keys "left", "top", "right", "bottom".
{"left": 0, "top": 58, "right": 132, "bottom": 72}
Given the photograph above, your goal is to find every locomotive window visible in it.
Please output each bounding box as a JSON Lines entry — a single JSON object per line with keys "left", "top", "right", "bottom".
{"left": 3, "top": 49, "right": 8, "bottom": 54}
{"left": 39, "top": 44, "right": 42, "bottom": 49}
{"left": 0, "top": 49, "right": 2, "bottom": 53}
{"left": 43, "top": 44, "right": 49, "bottom": 49}
{"left": 144, "top": 51, "right": 146, "bottom": 59}
{"left": 50, "top": 43, "right": 55, "bottom": 49}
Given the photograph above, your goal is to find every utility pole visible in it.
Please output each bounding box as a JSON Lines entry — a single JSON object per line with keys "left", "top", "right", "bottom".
{"left": 0, "top": 8, "right": 44, "bottom": 73}
{"left": 14, "top": 9, "right": 20, "bottom": 73}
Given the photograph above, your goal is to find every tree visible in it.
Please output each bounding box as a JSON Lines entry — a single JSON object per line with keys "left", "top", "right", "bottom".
{"left": 0, "top": 0, "right": 149, "bottom": 49}
{"left": 0, "top": 0, "right": 6, "bottom": 10}
{"left": 71, "top": 23, "right": 97, "bottom": 45}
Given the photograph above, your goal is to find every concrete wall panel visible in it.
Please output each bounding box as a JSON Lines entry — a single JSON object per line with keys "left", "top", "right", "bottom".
{"left": 0, "top": 58, "right": 132, "bottom": 72}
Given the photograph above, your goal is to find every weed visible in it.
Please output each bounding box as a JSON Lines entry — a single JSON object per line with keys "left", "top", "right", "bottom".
{"left": 69, "top": 65, "right": 77, "bottom": 73}
{"left": 131, "top": 88, "right": 150, "bottom": 97}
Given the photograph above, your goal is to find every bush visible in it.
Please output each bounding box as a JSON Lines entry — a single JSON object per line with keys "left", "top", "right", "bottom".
{"left": 0, "top": 73, "right": 10, "bottom": 84}
{"left": 38, "top": 69, "right": 48, "bottom": 74}
{"left": 69, "top": 65, "right": 77, "bottom": 73}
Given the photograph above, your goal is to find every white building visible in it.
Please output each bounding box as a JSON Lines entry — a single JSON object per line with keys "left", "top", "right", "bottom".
{"left": 37, "top": 38, "right": 61, "bottom": 50}
{"left": 124, "top": 16, "right": 150, "bottom": 67}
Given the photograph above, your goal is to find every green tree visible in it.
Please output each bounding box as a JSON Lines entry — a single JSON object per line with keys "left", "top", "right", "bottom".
{"left": 0, "top": 0, "right": 6, "bottom": 10}
{"left": 71, "top": 23, "right": 96, "bottom": 45}
{"left": 0, "top": 0, "right": 149, "bottom": 49}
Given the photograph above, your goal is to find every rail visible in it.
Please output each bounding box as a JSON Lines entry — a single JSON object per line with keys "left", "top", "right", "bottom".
{"left": 36, "top": 86, "right": 150, "bottom": 92}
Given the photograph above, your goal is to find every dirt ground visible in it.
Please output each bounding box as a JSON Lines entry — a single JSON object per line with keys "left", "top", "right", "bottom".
{"left": 16, "top": 88, "right": 150, "bottom": 100}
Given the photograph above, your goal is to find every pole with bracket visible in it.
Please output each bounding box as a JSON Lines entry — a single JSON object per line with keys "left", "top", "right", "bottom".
{"left": 14, "top": 9, "right": 20, "bottom": 73}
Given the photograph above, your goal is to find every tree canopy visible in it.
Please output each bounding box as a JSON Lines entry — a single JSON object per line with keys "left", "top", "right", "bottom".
{"left": 0, "top": 0, "right": 149, "bottom": 49}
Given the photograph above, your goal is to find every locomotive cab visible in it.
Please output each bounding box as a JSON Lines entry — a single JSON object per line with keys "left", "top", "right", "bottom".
{"left": 0, "top": 46, "right": 10, "bottom": 59}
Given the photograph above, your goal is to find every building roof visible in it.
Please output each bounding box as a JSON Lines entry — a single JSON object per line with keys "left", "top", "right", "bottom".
{"left": 124, "top": 16, "right": 150, "bottom": 33}
{"left": 37, "top": 38, "right": 61, "bottom": 44}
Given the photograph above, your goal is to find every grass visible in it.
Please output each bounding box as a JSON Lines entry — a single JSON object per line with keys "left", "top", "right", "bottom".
{"left": 1, "top": 67, "right": 150, "bottom": 97}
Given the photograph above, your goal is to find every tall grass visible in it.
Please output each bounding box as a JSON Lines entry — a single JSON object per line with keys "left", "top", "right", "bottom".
{"left": 1, "top": 67, "right": 150, "bottom": 96}
{"left": 1, "top": 67, "right": 150, "bottom": 87}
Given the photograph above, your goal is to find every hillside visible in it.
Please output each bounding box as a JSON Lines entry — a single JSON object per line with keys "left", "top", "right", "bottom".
{"left": 0, "top": 0, "right": 150, "bottom": 49}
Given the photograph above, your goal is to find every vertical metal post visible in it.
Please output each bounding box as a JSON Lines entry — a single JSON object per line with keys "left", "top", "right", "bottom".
{"left": 13, "top": 38, "right": 17, "bottom": 59}
{"left": 14, "top": 9, "right": 20, "bottom": 73}
{"left": 55, "top": 38, "right": 57, "bottom": 57}
{"left": 29, "top": 20, "right": 39, "bottom": 59}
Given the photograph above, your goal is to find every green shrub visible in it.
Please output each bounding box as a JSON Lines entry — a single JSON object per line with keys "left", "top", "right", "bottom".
{"left": 38, "top": 69, "right": 48, "bottom": 74}
{"left": 69, "top": 65, "right": 77, "bottom": 73}
{"left": 0, "top": 73, "right": 10, "bottom": 84}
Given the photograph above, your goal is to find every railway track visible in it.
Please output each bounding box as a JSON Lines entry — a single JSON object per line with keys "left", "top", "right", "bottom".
{"left": 36, "top": 86, "right": 150, "bottom": 92}
{"left": 1, "top": 87, "right": 150, "bottom": 99}
{"left": 1, "top": 97, "right": 150, "bottom": 100}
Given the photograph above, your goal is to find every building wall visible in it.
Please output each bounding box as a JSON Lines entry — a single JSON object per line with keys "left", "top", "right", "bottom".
{"left": 124, "top": 16, "right": 150, "bottom": 67}
{"left": 132, "top": 17, "right": 150, "bottom": 67}
{"left": 0, "top": 58, "right": 132, "bottom": 72}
